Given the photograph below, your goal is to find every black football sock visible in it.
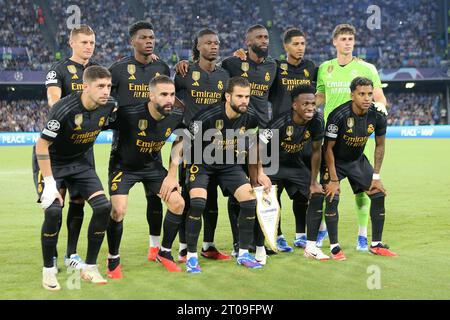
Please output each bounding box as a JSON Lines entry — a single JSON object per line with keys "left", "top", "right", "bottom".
{"left": 369, "top": 192, "right": 386, "bottom": 243}
{"left": 161, "top": 210, "right": 183, "bottom": 250}
{"left": 186, "top": 198, "right": 206, "bottom": 253}
{"left": 42, "top": 202, "right": 62, "bottom": 268}
{"left": 146, "top": 195, "right": 163, "bottom": 237}
{"left": 238, "top": 199, "right": 257, "bottom": 250}
{"left": 324, "top": 195, "right": 340, "bottom": 245}
{"left": 306, "top": 194, "right": 325, "bottom": 241}
{"left": 107, "top": 217, "right": 123, "bottom": 256}
{"left": 86, "top": 195, "right": 111, "bottom": 265}
{"left": 66, "top": 201, "right": 84, "bottom": 256}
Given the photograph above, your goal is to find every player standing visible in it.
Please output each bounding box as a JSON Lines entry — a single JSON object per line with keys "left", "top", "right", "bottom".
{"left": 44, "top": 24, "right": 97, "bottom": 271}
{"left": 174, "top": 28, "right": 231, "bottom": 262}
{"left": 267, "top": 28, "right": 319, "bottom": 249}
{"left": 108, "top": 21, "right": 171, "bottom": 262}
{"left": 184, "top": 77, "right": 272, "bottom": 273}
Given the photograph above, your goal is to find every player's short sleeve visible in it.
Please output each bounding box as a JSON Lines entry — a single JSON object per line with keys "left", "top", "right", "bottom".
{"left": 311, "top": 64, "right": 319, "bottom": 83}
{"left": 45, "top": 66, "right": 63, "bottom": 88}
{"left": 163, "top": 63, "right": 171, "bottom": 77}
{"left": 310, "top": 113, "right": 325, "bottom": 141}
{"left": 103, "top": 107, "right": 120, "bottom": 131}
{"left": 324, "top": 113, "right": 342, "bottom": 141}
{"left": 108, "top": 63, "right": 120, "bottom": 98}
{"left": 220, "top": 57, "right": 231, "bottom": 73}
{"left": 174, "top": 73, "right": 185, "bottom": 92}
{"left": 367, "top": 63, "right": 382, "bottom": 89}
{"left": 40, "top": 101, "right": 66, "bottom": 141}
{"left": 316, "top": 63, "right": 326, "bottom": 93}
{"left": 375, "top": 112, "right": 387, "bottom": 136}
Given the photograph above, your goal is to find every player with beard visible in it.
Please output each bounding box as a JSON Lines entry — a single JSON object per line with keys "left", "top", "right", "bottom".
{"left": 184, "top": 77, "right": 272, "bottom": 273}
{"left": 106, "top": 76, "right": 186, "bottom": 277}
{"left": 174, "top": 29, "right": 230, "bottom": 263}
{"left": 108, "top": 21, "right": 170, "bottom": 262}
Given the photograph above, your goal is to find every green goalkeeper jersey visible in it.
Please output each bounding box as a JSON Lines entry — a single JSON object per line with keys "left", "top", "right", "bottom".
{"left": 316, "top": 57, "right": 382, "bottom": 120}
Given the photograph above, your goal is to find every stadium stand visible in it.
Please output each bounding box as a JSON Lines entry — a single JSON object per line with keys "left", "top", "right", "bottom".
{"left": 0, "top": 0, "right": 447, "bottom": 131}
{"left": 271, "top": 0, "right": 442, "bottom": 68}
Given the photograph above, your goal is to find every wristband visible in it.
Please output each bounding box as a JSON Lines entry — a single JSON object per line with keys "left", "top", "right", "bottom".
{"left": 372, "top": 173, "right": 380, "bottom": 180}
{"left": 330, "top": 179, "right": 339, "bottom": 182}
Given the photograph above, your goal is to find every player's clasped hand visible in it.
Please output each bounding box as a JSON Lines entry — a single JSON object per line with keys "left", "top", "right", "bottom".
{"left": 233, "top": 48, "right": 247, "bottom": 61}
{"left": 175, "top": 60, "right": 190, "bottom": 77}
{"left": 374, "top": 102, "right": 388, "bottom": 116}
{"left": 40, "top": 176, "right": 63, "bottom": 209}
{"left": 159, "top": 175, "right": 180, "bottom": 202}
{"left": 258, "top": 173, "right": 272, "bottom": 193}
{"left": 369, "top": 179, "right": 387, "bottom": 196}
{"left": 310, "top": 181, "right": 324, "bottom": 195}
{"left": 325, "top": 181, "right": 340, "bottom": 202}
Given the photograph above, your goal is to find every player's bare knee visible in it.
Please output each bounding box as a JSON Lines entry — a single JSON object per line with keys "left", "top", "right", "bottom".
{"left": 111, "top": 203, "right": 127, "bottom": 221}
{"left": 168, "top": 193, "right": 185, "bottom": 214}
{"left": 234, "top": 184, "right": 255, "bottom": 202}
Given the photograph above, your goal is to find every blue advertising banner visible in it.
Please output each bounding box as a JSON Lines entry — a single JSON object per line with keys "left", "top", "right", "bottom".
{"left": 0, "top": 131, "right": 177, "bottom": 146}
{"left": 0, "top": 127, "right": 449, "bottom": 146}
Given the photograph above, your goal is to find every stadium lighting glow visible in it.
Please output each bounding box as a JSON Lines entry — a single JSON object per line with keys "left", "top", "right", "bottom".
{"left": 381, "top": 83, "right": 388, "bottom": 88}
{"left": 405, "top": 82, "right": 415, "bottom": 89}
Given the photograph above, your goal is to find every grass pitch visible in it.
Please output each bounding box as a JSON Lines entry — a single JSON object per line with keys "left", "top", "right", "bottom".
{"left": 0, "top": 139, "right": 449, "bottom": 299}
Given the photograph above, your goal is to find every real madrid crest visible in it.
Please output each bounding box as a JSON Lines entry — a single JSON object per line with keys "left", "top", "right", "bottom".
{"left": 265, "top": 72, "right": 271, "bottom": 82}
{"left": 280, "top": 63, "right": 288, "bottom": 75}
{"left": 367, "top": 124, "right": 375, "bottom": 134}
{"left": 304, "top": 69, "right": 310, "bottom": 78}
{"left": 98, "top": 116, "right": 106, "bottom": 127}
{"left": 285, "top": 125, "right": 294, "bottom": 141}
{"left": 138, "top": 119, "right": 148, "bottom": 136}
{"left": 347, "top": 117, "right": 354, "bottom": 128}
{"left": 74, "top": 113, "right": 83, "bottom": 130}
{"left": 67, "top": 65, "right": 78, "bottom": 80}
{"left": 218, "top": 80, "right": 224, "bottom": 90}
{"left": 327, "top": 65, "right": 334, "bottom": 74}
{"left": 215, "top": 119, "right": 224, "bottom": 131}
{"left": 261, "top": 193, "right": 272, "bottom": 207}
{"left": 127, "top": 64, "right": 136, "bottom": 80}
{"left": 241, "top": 62, "right": 249, "bottom": 77}
{"left": 192, "top": 71, "right": 200, "bottom": 86}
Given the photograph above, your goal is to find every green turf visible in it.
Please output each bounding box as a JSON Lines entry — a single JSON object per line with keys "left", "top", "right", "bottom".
{"left": 1, "top": 139, "right": 449, "bottom": 299}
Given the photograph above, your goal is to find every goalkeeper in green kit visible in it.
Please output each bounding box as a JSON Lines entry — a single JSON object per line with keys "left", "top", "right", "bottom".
{"left": 315, "top": 24, "right": 388, "bottom": 251}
